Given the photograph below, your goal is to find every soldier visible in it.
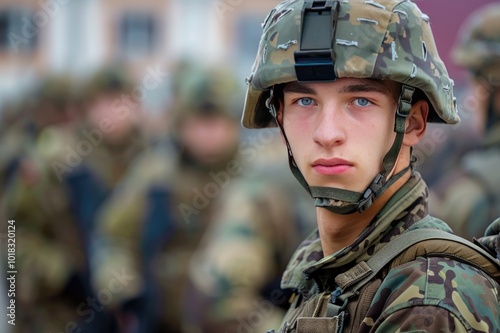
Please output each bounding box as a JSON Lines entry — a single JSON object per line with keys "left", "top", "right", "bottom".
{"left": 429, "top": 3, "right": 500, "bottom": 240}
{"left": 241, "top": 1, "right": 500, "bottom": 332}
{"left": 0, "top": 75, "right": 80, "bottom": 203}
{"left": 1, "top": 75, "right": 92, "bottom": 333}
{"left": 64, "top": 66, "right": 153, "bottom": 333}
{"left": 184, "top": 131, "right": 317, "bottom": 333}
{"left": 2, "top": 67, "right": 147, "bottom": 333}
{"left": 91, "top": 62, "right": 244, "bottom": 333}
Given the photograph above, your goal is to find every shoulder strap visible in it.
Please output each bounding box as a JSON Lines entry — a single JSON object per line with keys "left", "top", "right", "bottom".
{"left": 335, "top": 223, "right": 500, "bottom": 301}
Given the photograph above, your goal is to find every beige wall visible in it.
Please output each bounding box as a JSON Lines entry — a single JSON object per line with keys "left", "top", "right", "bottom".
{"left": 0, "top": 0, "right": 279, "bottom": 106}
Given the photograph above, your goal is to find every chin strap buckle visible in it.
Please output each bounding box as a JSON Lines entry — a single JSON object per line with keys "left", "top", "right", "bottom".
{"left": 358, "top": 174, "right": 385, "bottom": 213}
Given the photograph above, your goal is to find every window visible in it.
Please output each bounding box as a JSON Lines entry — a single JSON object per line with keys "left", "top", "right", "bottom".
{"left": 119, "top": 12, "right": 157, "bottom": 59}
{"left": 0, "top": 8, "right": 37, "bottom": 53}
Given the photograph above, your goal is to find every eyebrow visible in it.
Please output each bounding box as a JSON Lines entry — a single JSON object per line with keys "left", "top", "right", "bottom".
{"left": 338, "top": 81, "right": 391, "bottom": 95}
{"left": 283, "top": 79, "right": 394, "bottom": 96}
{"left": 283, "top": 82, "right": 317, "bottom": 95}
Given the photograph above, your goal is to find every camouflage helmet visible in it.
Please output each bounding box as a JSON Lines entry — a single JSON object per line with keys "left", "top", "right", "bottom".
{"left": 172, "top": 64, "right": 242, "bottom": 125}
{"left": 34, "top": 75, "right": 77, "bottom": 108}
{"left": 83, "top": 65, "right": 134, "bottom": 102}
{"left": 451, "top": 3, "right": 500, "bottom": 86}
{"left": 242, "top": 0, "right": 459, "bottom": 129}
{"left": 30, "top": 74, "right": 81, "bottom": 127}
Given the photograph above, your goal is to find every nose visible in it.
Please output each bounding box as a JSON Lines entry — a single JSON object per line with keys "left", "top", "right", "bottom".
{"left": 312, "top": 104, "right": 346, "bottom": 148}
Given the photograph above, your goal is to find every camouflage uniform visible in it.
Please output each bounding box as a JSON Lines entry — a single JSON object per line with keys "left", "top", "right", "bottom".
{"left": 91, "top": 63, "right": 246, "bottom": 333}
{"left": 185, "top": 133, "right": 316, "bottom": 333}
{"left": 3, "top": 68, "right": 146, "bottom": 333}
{"left": 90, "top": 145, "right": 175, "bottom": 333}
{"left": 240, "top": 1, "right": 500, "bottom": 332}
{"left": 4, "top": 127, "right": 96, "bottom": 333}
{"left": 430, "top": 3, "right": 500, "bottom": 240}
{"left": 0, "top": 100, "right": 33, "bottom": 196}
{"left": 0, "top": 76, "right": 94, "bottom": 333}
{"left": 0, "top": 75, "right": 79, "bottom": 214}
{"left": 278, "top": 174, "right": 499, "bottom": 332}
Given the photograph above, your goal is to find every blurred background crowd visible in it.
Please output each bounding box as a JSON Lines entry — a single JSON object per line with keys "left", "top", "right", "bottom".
{"left": 0, "top": 0, "right": 499, "bottom": 332}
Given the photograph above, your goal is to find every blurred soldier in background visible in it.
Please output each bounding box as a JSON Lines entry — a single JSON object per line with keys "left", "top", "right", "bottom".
{"left": 91, "top": 62, "right": 244, "bottom": 333}
{"left": 77, "top": 65, "right": 148, "bottom": 188}
{"left": 1, "top": 75, "right": 94, "bottom": 333}
{"left": 0, "top": 100, "right": 31, "bottom": 195}
{"left": 0, "top": 75, "right": 80, "bottom": 207}
{"left": 430, "top": 3, "right": 500, "bottom": 239}
{"left": 2, "top": 65, "right": 149, "bottom": 333}
{"left": 184, "top": 130, "right": 316, "bottom": 333}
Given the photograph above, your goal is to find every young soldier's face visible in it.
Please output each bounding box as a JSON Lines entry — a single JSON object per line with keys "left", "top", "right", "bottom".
{"left": 281, "top": 78, "right": 400, "bottom": 193}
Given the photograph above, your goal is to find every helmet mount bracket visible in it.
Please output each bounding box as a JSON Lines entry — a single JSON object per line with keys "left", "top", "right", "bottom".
{"left": 294, "top": 1, "right": 338, "bottom": 82}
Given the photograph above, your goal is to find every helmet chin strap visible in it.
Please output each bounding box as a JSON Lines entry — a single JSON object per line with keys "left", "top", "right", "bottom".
{"left": 267, "top": 84, "right": 416, "bottom": 215}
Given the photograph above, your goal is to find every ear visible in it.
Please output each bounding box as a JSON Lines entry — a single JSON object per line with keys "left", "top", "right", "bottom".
{"left": 403, "top": 100, "right": 428, "bottom": 147}
{"left": 276, "top": 102, "right": 284, "bottom": 124}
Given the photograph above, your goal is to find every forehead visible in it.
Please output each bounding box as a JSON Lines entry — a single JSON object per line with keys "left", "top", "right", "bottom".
{"left": 283, "top": 78, "right": 401, "bottom": 99}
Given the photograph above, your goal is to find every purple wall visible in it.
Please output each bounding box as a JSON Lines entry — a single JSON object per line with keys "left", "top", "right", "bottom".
{"left": 417, "top": 0, "right": 497, "bottom": 86}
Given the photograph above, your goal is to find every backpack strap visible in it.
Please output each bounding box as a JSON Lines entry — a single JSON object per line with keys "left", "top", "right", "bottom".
{"left": 335, "top": 224, "right": 500, "bottom": 303}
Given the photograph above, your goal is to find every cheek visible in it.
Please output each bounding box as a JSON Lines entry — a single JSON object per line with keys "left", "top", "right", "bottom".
{"left": 358, "top": 117, "right": 395, "bottom": 159}
{"left": 210, "top": 122, "right": 238, "bottom": 148}
{"left": 180, "top": 120, "right": 238, "bottom": 153}
{"left": 282, "top": 115, "right": 305, "bottom": 147}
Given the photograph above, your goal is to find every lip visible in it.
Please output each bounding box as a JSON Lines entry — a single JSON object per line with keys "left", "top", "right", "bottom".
{"left": 312, "top": 158, "right": 353, "bottom": 175}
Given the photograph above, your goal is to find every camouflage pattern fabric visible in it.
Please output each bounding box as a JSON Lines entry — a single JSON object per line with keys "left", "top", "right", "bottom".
{"left": 185, "top": 134, "right": 316, "bottom": 333}
{"left": 92, "top": 63, "right": 247, "bottom": 332}
{"left": 429, "top": 2, "right": 500, "bottom": 240}
{"left": 3, "top": 120, "right": 146, "bottom": 333}
{"left": 0, "top": 109, "right": 35, "bottom": 197}
{"left": 276, "top": 172, "right": 500, "bottom": 333}
{"left": 477, "top": 218, "right": 500, "bottom": 261}
{"left": 1, "top": 66, "right": 148, "bottom": 332}
{"left": 92, "top": 141, "right": 243, "bottom": 332}
{"left": 430, "top": 123, "right": 500, "bottom": 240}
{"left": 90, "top": 144, "right": 176, "bottom": 332}
{"left": 3, "top": 126, "right": 102, "bottom": 333}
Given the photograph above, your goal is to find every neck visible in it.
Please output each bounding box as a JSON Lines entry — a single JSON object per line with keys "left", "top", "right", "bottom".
{"left": 317, "top": 169, "right": 411, "bottom": 257}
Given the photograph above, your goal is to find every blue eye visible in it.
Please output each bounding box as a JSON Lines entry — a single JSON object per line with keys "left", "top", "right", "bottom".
{"left": 297, "top": 97, "right": 314, "bottom": 106}
{"left": 354, "top": 98, "right": 371, "bottom": 107}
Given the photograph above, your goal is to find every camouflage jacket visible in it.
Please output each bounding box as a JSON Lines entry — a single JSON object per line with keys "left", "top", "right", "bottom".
{"left": 186, "top": 166, "right": 316, "bottom": 333}
{"left": 430, "top": 124, "right": 500, "bottom": 239}
{"left": 277, "top": 172, "right": 500, "bottom": 333}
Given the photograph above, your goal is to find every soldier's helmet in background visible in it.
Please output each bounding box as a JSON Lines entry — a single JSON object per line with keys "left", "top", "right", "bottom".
{"left": 451, "top": 2, "right": 500, "bottom": 86}
{"left": 82, "top": 65, "right": 134, "bottom": 102}
{"left": 171, "top": 64, "right": 243, "bottom": 126}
